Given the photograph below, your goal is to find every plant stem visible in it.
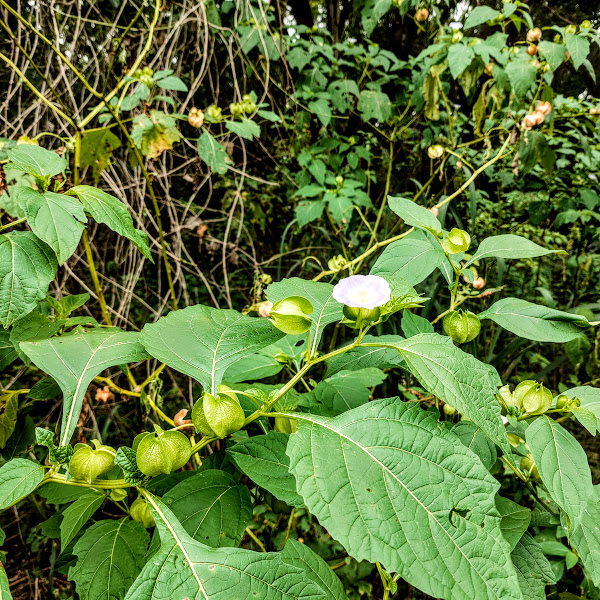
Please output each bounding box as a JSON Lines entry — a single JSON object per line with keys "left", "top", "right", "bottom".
{"left": 0, "top": 217, "right": 27, "bottom": 233}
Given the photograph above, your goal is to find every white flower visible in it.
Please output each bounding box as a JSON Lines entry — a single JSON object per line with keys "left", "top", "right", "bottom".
{"left": 332, "top": 275, "right": 391, "bottom": 309}
{"left": 449, "top": 22, "right": 463, "bottom": 30}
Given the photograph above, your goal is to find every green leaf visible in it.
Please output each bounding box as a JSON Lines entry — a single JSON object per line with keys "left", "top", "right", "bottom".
{"left": 0, "top": 458, "right": 45, "bottom": 510}
{"left": 70, "top": 519, "right": 149, "bottom": 600}
{"left": 465, "top": 234, "right": 561, "bottom": 267}
{"left": 227, "top": 431, "right": 304, "bottom": 507}
{"left": 448, "top": 44, "right": 475, "bottom": 79}
{"left": 310, "top": 368, "right": 386, "bottom": 414}
{"left": 21, "top": 330, "right": 149, "bottom": 446}
{"left": 0, "top": 232, "right": 58, "bottom": 327}
{"left": 452, "top": 421, "right": 497, "bottom": 471}
{"left": 326, "top": 334, "right": 404, "bottom": 376}
{"left": 38, "top": 482, "right": 101, "bottom": 504}
{"left": 496, "top": 496, "right": 531, "bottom": 551}
{"left": 130, "top": 110, "right": 181, "bottom": 159}
{"left": 0, "top": 393, "right": 18, "bottom": 449}
{"left": 381, "top": 333, "right": 510, "bottom": 454}
{"left": 511, "top": 533, "right": 556, "bottom": 600}
{"left": 401, "top": 310, "right": 434, "bottom": 337}
{"left": 565, "top": 33, "right": 590, "bottom": 70}
{"left": 0, "top": 564, "right": 12, "bottom": 599}
{"left": 0, "top": 330, "right": 18, "bottom": 371}
{"left": 357, "top": 90, "right": 392, "bottom": 122}
{"left": 361, "top": 0, "right": 392, "bottom": 36}
{"left": 296, "top": 199, "right": 325, "bottom": 227}
{"left": 527, "top": 415, "right": 593, "bottom": 526}
{"left": 224, "top": 352, "right": 284, "bottom": 383}
{"left": 328, "top": 80, "right": 359, "bottom": 113}
{"left": 308, "top": 98, "right": 332, "bottom": 127}
{"left": 156, "top": 75, "right": 188, "bottom": 92}
{"left": 388, "top": 196, "right": 442, "bottom": 234}
{"left": 197, "top": 130, "right": 231, "bottom": 174}
{"left": 464, "top": 6, "right": 500, "bottom": 29}
{"left": 125, "top": 492, "right": 330, "bottom": 599}
{"left": 60, "top": 492, "right": 105, "bottom": 549}
{"left": 570, "top": 489, "right": 600, "bottom": 586}
{"left": 5, "top": 145, "right": 67, "bottom": 179}
{"left": 225, "top": 118, "right": 261, "bottom": 140}
{"left": 16, "top": 188, "right": 85, "bottom": 265}
{"left": 287, "top": 398, "right": 521, "bottom": 600}
{"left": 281, "top": 540, "right": 348, "bottom": 600}
{"left": 115, "top": 447, "right": 145, "bottom": 485}
{"left": 560, "top": 387, "right": 600, "bottom": 433}
{"left": 478, "top": 298, "right": 589, "bottom": 343}
{"left": 162, "top": 470, "right": 252, "bottom": 548}
{"left": 571, "top": 406, "right": 597, "bottom": 435}
{"left": 66, "top": 186, "right": 151, "bottom": 260}
{"left": 140, "top": 304, "right": 283, "bottom": 395}
{"left": 538, "top": 41, "right": 567, "bottom": 72}
{"left": 267, "top": 278, "right": 343, "bottom": 357}
{"left": 505, "top": 59, "right": 538, "bottom": 99}
{"left": 80, "top": 130, "right": 122, "bottom": 184}
{"left": 371, "top": 238, "right": 442, "bottom": 286}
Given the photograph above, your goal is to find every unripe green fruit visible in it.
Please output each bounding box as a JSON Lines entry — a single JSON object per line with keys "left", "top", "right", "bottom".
{"left": 110, "top": 489, "right": 128, "bottom": 502}
{"left": 443, "top": 310, "right": 481, "bottom": 344}
{"left": 442, "top": 404, "right": 456, "bottom": 416}
{"left": 556, "top": 394, "right": 569, "bottom": 409}
{"left": 192, "top": 386, "right": 246, "bottom": 438}
{"left": 269, "top": 296, "right": 313, "bottom": 335}
{"left": 130, "top": 497, "right": 155, "bottom": 528}
{"left": 135, "top": 426, "right": 191, "bottom": 477}
{"left": 69, "top": 441, "right": 115, "bottom": 484}
{"left": 442, "top": 228, "right": 471, "bottom": 254}
{"left": 521, "top": 454, "right": 540, "bottom": 480}
{"left": 274, "top": 415, "right": 298, "bottom": 434}
{"left": 565, "top": 24, "right": 577, "bottom": 35}
{"left": 513, "top": 381, "right": 552, "bottom": 415}
{"left": 342, "top": 305, "right": 380, "bottom": 329}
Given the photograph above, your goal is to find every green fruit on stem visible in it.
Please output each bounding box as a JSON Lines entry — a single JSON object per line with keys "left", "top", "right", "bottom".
{"left": 130, "top": 497, "right": 155, "bottom": 528}
{"left": 274, "top": 415, "right": 298, "bottom": 434}
{"left": 521, "top": 454, "right": 540, "bottom": 480}
{"left": 442, "top": 228, "right": 471, "bottom": 254}
{"left": 513, "top": 380, "right": 552, "bottom": 415}
{"left": 192, "top": 386, "right": 246, "bottom": 438}
{"left": 69, "top": 440, "right": 116, "bottom": 484}
{"left": 443, "top": 310, "right": 481, "bottom": 344}
{"left": 556, "top": 394, "right": 569, "bottom": 410}
{"left": 269, "top": 296, "right": 313, "bottom": 335}
{"left": 135, "top": 425, "right": 191, "bottom": 477}
{"left": 110, "top": 488, "right": 128, "bottom": 502}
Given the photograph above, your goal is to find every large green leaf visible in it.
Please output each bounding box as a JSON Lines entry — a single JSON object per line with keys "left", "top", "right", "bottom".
{"left": 227, "top": 431, "right": 304, "bottom": 508}
{"left": 21, "top": 330, "right": 149, "bottom": 446}
{"left": 0, "top": 393, "right": 18, "bottom": 449}
{"left": 464, "top": 234, "right": 561, "bottom": 267}
{"left": 70, "top": 519, "right": 150, "bottom": 600}
{"left": 448, "top": 44, "right": 475, "bottom": 79}
{"left": 66, "top": 186, "right": 151, "bottom": 260}
{"left": 5, "top": 145, "right": 67, "bottom": 179}
{"left": 369, "top": 333, "right": 510, "bottom": 454}
{"left": 223, "top": 352, "right": 284, "bottom": 383}
{"left": 570, "top": 488, "right": 600, "bottom": 586}
{"left": 60, "top": 491, "right": 105, "bottom": 549}
{"left": 267, "top": 278, "right": 342, "bottom": 357}
{"left": 0, "top": 564, "right": 11, "bottom": 600}
{"left": 80, "top": 129, "right": 122, "bottom": 184}
{"left": 505, "top": 59, "right": 537, "bottom": 99}
{"left": 371, "top": 238, "right": 442, "bottom": 285}
{"left": 357, "top": 90, "right": 392, "bottom": 122}
{"left": 15, "top": 188, "right": 85, "bottom": 265}
{"left": 387, "top": 196, "right": 442, "bottom": 234}
{"left": 464, "top": 6, "right": 500, "bottom": 28}
{"left": 286, "top": 398, "right": 521, "bottom": 600}
{"left": 560, "top": 386, "right": 600, "bottom": 432}
{"left": 452, "top": 421, "right": 497, "bottom": 471}
{"left": 361, "top": 0, "right": 392, "bottom": 36}
{"left": 140, "top": 304, "right": 283, "bottom": 395}
{"left": 0, "top": 458, "right": 45, "bottom": 510}
{"left": 565, "top": 33, "right": 590, "bottom": 70}
{"left": 495, "top": 496, "right": 531, "bottom": 551}
{"left": 197, "top": 130, "right": 231, "bottom": 175}
{"left": 527, "top": 415, "right": 593, "bottom": 526}
{"left": 0, "top": 330, "right": 17, "bottom": 371}
{"left": 538, "top": 41, "right": 567, "bottom": 72}
{"left": 0, "top": 232, "right": 58, "bottom": 327}
{"left": 478, "top": 298, "right": 589, "bottom": 343}
{"left": 511, "top": 534, "right": 556, "bottom": 600}
{"left": 281, "top": 540, "right": 348, "bottom": 600}
{"left": 162, "top": 470, "right": 252, "bottom": 548}
{"left": 125, "top": 492, "right": 330, "bottom": 600}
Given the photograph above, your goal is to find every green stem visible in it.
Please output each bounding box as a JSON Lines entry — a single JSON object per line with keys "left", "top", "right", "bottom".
{"left": 0, "top": 217, "right": 27, "bottom": 232}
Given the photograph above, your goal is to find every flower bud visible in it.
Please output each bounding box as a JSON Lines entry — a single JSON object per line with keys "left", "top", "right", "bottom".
{"left": 473, "top": 277, "right": 485, "bottom": 289}
{"left": 274, "top": 415, "right": 298, "bottom": 434}
{"left": 258, "top": 301, "right": 273, "bottom": 318}
{"left": 17, "top": 135, "right": 39, "bottom": 145}
{"left": 443, "top": 404, "right": 456, "bottom": 416}
{"left": 527, "top": 28, "right": 542, "bottom": 43}
{"left": 135, "top": 426, "right": 191, "bottom": 477}
{"left": 443, "top": 310, "right": 481, "bottom": 344}
{"left": 521, "top": 454, "right": 540, "bottom": 479}
{"left": 427, "top": 145, "right": 444, "bottom": 159}
{"left": 192, "top": 387, "right": 246, "bottom": 438}
{"left": 206, "top": 105, "right": 223, "bottom": 121}
{"left": 95, "top": 386, "right": 115, "bottom": 403}
{"left": 452, "top": 31, "right": 463, "bottom": 43}
{"left": 513, "top": 380, "right": 552, "bottom": 415}
{"left": 555, "top": 394, "right": 569, "bottom": 409}
{"left": 69, "top": 440, "right": 116, "bottom": 484}
{"left": 565, "top": 24, "right": 577, "bottom": 35}
{"left": 430, "top": 206, "right": 439, "bottom": 217}
{"left": 130, "top": 497, "right": 155, "bottom": 528}
{"left": 536, "top": 101, "right": 552, "bottom": 116}
{"left": 188, "top": 108, "right": 204, "bottom": 128}
{"left": 260, "top": 273, "right": 273, "bottom": 285}
{"left": 327, "top": 254, "right": 347, "bottom": 272}
{"left": 342, "top": 305, "right": 381, "bottom": 329}
{"left": 415, "top": 7, "right": 429, "bottom": 21}
{"left": 442, "top": 228, "right": 471, "bottom": 254}
{"left": 110, "top": 488, "right": 128, "bottom": 502}
{"left": 269, "top": 296, "right": 313, "bottom": 335}
{"left": 581, "top": 20, "right": 592, "bottom": 29}
{"left": 527, "top": 44, "right": 538, "bottom": 56}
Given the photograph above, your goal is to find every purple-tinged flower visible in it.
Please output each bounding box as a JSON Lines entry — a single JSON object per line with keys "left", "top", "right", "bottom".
{"left": 332, "top": 275, "right": 391, "bottom": 309}
{"left": 449, "top": 22, "right": 463, "bottom": 30}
